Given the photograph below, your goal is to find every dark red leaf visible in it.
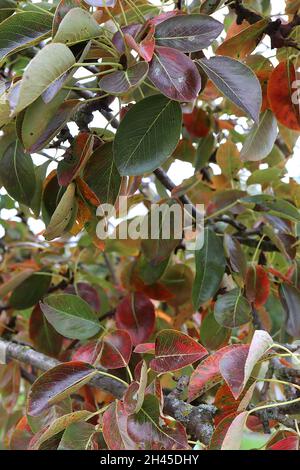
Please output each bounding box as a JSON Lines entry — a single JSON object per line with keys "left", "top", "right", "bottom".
{"left": 183, "top": 107, "right": 211, "bottom": 137}
{"left": 134, "top": 343, "right": 155, "bottom": 354}
{"left": 127, "top": 394, "right": 189, "bottom": 450}
{"left": 269, "top": 436, "right": 299, "bottom": 450}
{"left": 188, "top": 345, "right": 239, "bottom": 402}
{"left": 150, "top": 330, "right": 207, "bottom": 373}
{"left": 246, "top": 265, "right": 270, "bottom": 308}
{"left": 27, "top": 362, "right": 97, "bottom": 417}
{"left": 219, "top": 330, "right": 273, "bottom": 399}
{"left": 99, "top": 330, "right": 132, "bottom": 369}
{"left": 57, "top": 133, "right": 95, "bottom": 187}
{"left": 102, "top": 401, "right": 136, "bottom": 450}
{"left": 116, "top": 293, "right": 155, "bottom": 346}
{"left": 72, "top": 340, "right": 102, "bottom": 364}
{"left": 149, "top": 46, "right": 201, "bottom": 101}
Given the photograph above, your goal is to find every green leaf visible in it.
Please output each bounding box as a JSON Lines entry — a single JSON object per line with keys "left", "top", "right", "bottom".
{"left": 10, "top": 271, "right": 52, "bottom": 310}
{"left": 21, "top": 83, "right": 79, "bottom": 152}
{"left": 14, "top": 43, "right": 76, "bottom": 114}
{"left": 247, "top": 167, "right": 282, "bottom": 186}
{"left": 30, "top": 410, "right": 92, "bottom": 449}
{"left": 0, "top": 12, "right": 52, "bottom": 63}
{"left": 241, "top": 110, "right": 278, "bottom": 162}
{"left": 214, "top": 288, "right": 252, "bottom": 329}
{"left": 0, "top": 140, "right": 36, "bottom": 206}
{"left": 83, "top": 142, "right": 122, "bottom": 205}
{"left": 192, "top": 228, "right": 226, "bottom": 309}
{"left": 241, "top": 195, "right": 300, "bottom": 223}
{"left": 114, "top": 94, "right": 182, "bottom": 176}
{"left": 53, "top": 8, "right": 100, "bottom": 45}
{"left": 30, "top": 161, "right": 49, "bottom": 217}
{"left": 58, "top": 421, "right": 96, "bottom": 450}
{"left": 198, "top": 56, "right": 262, "bottom": 123}
{"left": 40, "top": 293, "right": 101, "bottom": 340}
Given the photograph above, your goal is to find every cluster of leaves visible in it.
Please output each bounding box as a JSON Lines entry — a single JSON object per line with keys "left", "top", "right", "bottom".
{"left": 0, "top": 0, "right": 300, "bottom": 451}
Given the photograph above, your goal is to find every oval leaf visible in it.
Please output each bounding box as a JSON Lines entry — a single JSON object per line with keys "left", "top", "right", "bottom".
{"left": 192, "top": 227, "right": 226, "bottom": 310}
{"left": 149, "top": 46, "right": 201, "bottom": 101}
{"left": 0, "top": 12, "right": 52, "bottom": 62}
{"left": 115, "top": 292, "right": 155, "bottom": 345}
{"left": 40, "top": 293, "right": 101, "bottom": 340}
{"left": 99, "top": 329, "right": 132, "bottom": 369}
{"left": 150, "top": 329, "right": 207, "bottom": 373}
{"left": 15, "top": 43, "right": 75, "bottom": 114}
{"left": 53, "top": 8, "right": 100, "bottom": 45}
{"left": 99, "top": 62, "right": 149, "bottom": 95}
{"left": 241, "top": 110, "right": 278, "bottom": 162}
{"left": 214, "top": 288, "right": 252, "bottom": 329}
{"left": 155, "top": 13, "right": 223, "bottom": 52}
{"left": 27, "top": 362, "right": 97, "bottom": 417}
{"left": 114, "top": 94, "right": 182, "bottom": 176}
{"left": 198, "top": 56, "right": 262, "bottom": 123}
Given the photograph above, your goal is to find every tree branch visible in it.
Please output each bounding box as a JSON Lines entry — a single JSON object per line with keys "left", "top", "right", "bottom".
{"left": 0, "top": 338, "right": 216, "bottom": 443}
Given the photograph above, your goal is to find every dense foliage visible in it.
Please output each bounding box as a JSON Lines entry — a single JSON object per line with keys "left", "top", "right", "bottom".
{"left": 0, "top": 0, "right": 300, "bottom": 451}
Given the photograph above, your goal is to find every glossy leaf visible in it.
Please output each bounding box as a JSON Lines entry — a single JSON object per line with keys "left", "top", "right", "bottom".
{"left": 241, "top": 110, "right": 278, "bottom": 162}
{"left": 124, "top": 360, "right": 147, "bottom": 414}
{"left": 57, "top": 132, "right": 95, "bottom": 187}
{"left": 127, "top": 394, "right": 189, "bottom": 450}
{"left": 150, "top": 330, "right": 207, "bottom": 372}
{"left": 245, "top": 265, "right": 270, "bottom": 308}
{"left": 149, "top": 46, "right": 201, "bottom": 101}
{"left": 198, "top": 56, "right": 262, "bottom": 123}
{"left": 155, "top": 14, "right": 223, "bottom": 52}
{"left": 114, "top": 94, "right": 182, "bottom": 176}
{"left": 103, "top": 401, "right": 136, "bottom": 450}
{"left": 116, "top": 292, "right": 155, "bottom": 345}
{"left": 224, "top": 234, "right": 247, "bottom": 280}
{"left": 40, "top": 293, "right": 101, "bottom": 340}
{"left": 58, "top": 421, "right": 97, "bottom": 450}
{"left": 83, "top": 142, "right": 122, "bottom": 204}
{"left": 188, "top": 345, "right": 239, "bottom": 402}
{"left": 53, "top": 8, "right": 100, "bottom": 45}
{"left": 192, "top": 228, "right": 226, "bottom": 310}
{"left": 220, "top": 330, "right": 273, "bottom": 399}
{"left": 200, "top": 311, "right": 230, "bottom": 351}
{"left": 214, "top": 289, "right": 252, "bottom": 329}
{"left": 0, "top": 12, "right": 52, "bottom": 62}
{"left": 99, "top": 330, "right": 132, "bottom": 369}
{"left": 9, "top": 271, "right": 51, "bottom": 309}
{"left": 99, "top": 62, "right": 149, "bottom": 95}
{"left": 30, "top": 410, "right": 92, "bottom": 449}
{"left": 0, "top": 141, "right": 36, "bottom": 207}
{"left": 27, "top": 362, "right": 97, "bottom": 416}
{"left": 29, "top": 305, "right": 63, "bottom": 357}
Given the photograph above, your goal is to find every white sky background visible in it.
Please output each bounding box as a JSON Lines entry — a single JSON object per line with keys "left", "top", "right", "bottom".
{"left": 0, "top": 0, "right": 299, "bottom": 235}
